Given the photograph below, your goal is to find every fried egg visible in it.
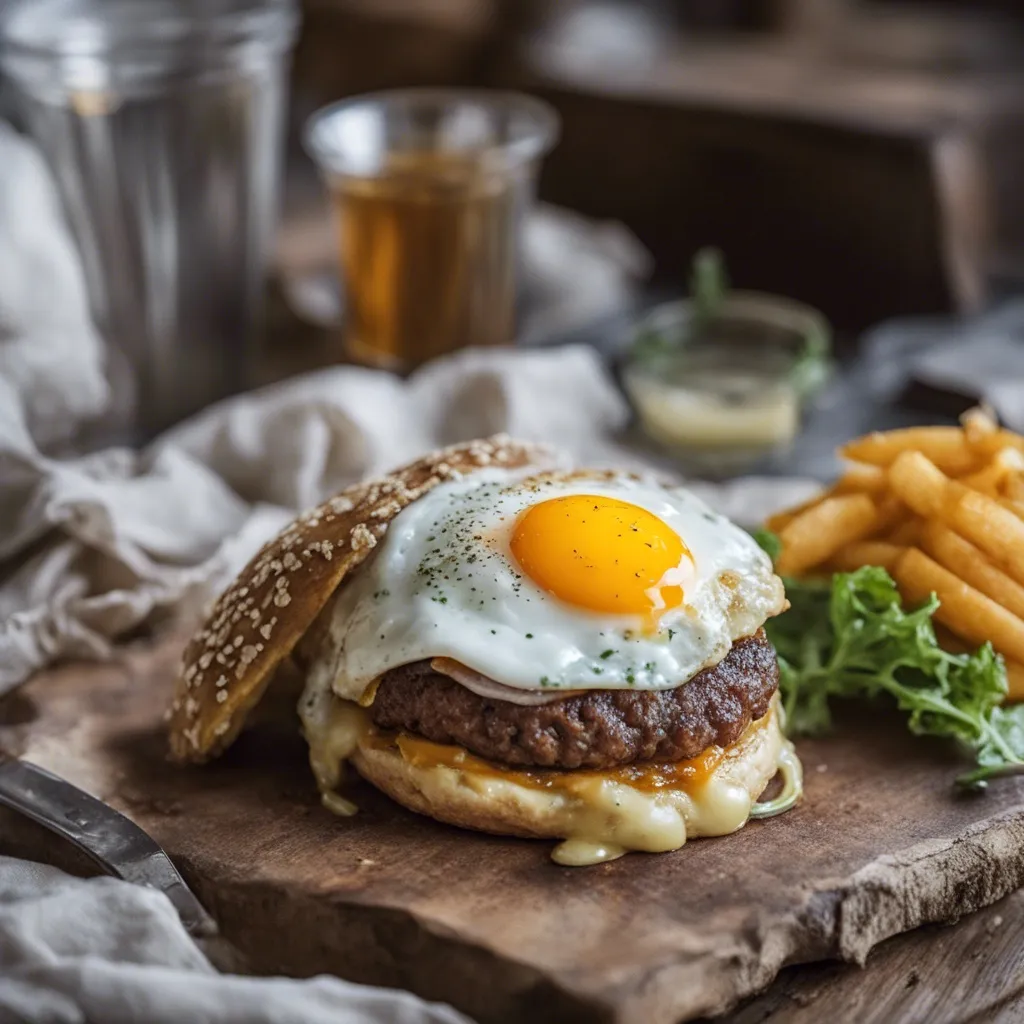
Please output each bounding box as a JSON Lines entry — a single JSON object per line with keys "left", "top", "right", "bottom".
{"left": 316, "top": 469, "right": 785, "bottom": 701}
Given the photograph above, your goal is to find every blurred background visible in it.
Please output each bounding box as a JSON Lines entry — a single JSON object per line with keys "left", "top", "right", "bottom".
{"left": 284, "top": 0, "right": 1024, "bottom": 321}
{"left": 5, "top": 0, "right": 1024, "bottom": 478}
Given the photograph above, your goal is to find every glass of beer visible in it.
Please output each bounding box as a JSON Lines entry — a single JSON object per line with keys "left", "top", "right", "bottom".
{"left": 304, "top": 89, "right": 559, "bottom": 370}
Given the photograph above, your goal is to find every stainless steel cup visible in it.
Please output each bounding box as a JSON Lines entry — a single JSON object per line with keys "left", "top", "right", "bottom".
{"left": 1, "top": 0, "right": 300, "bottom": 439}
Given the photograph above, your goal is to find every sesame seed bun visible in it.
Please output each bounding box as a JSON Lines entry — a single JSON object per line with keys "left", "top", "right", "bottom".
{"left": 167, "top": 436, "right": 553, "bottom": 763}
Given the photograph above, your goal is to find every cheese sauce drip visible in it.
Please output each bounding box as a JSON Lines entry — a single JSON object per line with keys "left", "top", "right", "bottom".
{"left": 299, "top": 675, "right": 799, "bottom": 865}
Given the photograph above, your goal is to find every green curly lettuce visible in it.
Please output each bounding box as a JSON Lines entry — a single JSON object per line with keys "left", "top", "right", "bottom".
{"left": 755, "top": 531, "right": 1024, "bottom": 788}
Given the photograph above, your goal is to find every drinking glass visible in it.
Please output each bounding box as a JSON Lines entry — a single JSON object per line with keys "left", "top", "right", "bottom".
{"left": 305, "top": 89, "right": 559, "bottom": 370}
{"left": 1, "top": 0, "right": 300, "bottom": 439}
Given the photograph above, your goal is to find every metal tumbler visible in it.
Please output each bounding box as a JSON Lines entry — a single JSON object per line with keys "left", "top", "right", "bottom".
{"left": 1, "top": 0, "right": 300, "bottom": 439}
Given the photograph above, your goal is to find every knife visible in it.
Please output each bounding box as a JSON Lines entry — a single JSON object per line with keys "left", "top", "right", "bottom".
{"left": 0, "top": 752, "right": 217, "bottom": 939}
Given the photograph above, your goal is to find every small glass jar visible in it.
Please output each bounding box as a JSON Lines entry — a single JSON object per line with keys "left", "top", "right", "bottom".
{"left": 623, "top": 292, "right": 832, "bottom": 476}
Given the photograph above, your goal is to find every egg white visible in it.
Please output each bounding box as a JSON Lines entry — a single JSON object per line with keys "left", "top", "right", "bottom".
{"left": 315, "top": 469, "right": 785, "bottom": 700}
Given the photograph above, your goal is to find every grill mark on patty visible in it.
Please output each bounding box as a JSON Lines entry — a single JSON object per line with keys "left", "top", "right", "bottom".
{"left": 368, "top": 631, "right": 778, "bottom": 770}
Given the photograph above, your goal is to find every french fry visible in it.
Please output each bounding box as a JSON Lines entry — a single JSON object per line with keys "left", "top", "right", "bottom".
{"left": 894, "top": 548, "right": 1024, "bottom": 665}
{"left": 961, "top": 463, "right": 1010, "bottom": 497}
{"left": 888, "top": 452, "right": 1024, "bottom": 585}
{"left": 919, "top": 520, "right": 1024, "bottom": 622}
{"left": 967, "top": 430, "right": 1024, "bottom": 460}
{"left": 776, "top": 494, "right": 879, "bottom": 576}
{"left": 887, "top": 450, "right": 947, "bottom": 516}
{"left": 945, "top": 488, "right": 1024, "bottom": 585}
{"left": 771, "top": 415, "right": 1024, "bottom": 703}
{"left": 764, "top": 488, "right": 830, "bottom": 534}
{"left": 994, "top": 447, "right": 1024, "bottom": 471}
{"left": 1002, "top": 497, "right": 1024, "bottom": 520}
{"left": 960, "top": 448, "right": 1024, "bottom": 496}
{"left": 1006, "top": 472, "right": 1024, "bottom": 505}
{"left": 934, "top": 625, "right": 969, "bottom": 653}
{"left": 1005, "top": 660, "right": 1024, "bottom": 702}
{"left": 767, "top": 467, "right": 888, "bottom": 532}
{"left": 871, "top": 495, "right": 907, "bottom": 537}
{"left": 834, "top": 462, "right": 888, "bottom": 496}
{"left": 841, "top": 427, "right": 977, "bottom": 475}
{"left": 887, "top": 518, "right": 922, "bottom": 547}
{"left": 829, "top": 541, "right": 905, "bottom": 574}
{"left": 961, "top": 405, "right": 999, "bottom": 445}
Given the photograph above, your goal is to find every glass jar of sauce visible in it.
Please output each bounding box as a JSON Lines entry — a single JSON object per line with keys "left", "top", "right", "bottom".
{"left": 623, "top": 292, "right": 831, "bottom": 476}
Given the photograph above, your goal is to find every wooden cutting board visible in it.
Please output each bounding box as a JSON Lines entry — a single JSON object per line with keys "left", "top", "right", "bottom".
{"left": 4, "top": 636, "right": 1024, "bottom": 1024}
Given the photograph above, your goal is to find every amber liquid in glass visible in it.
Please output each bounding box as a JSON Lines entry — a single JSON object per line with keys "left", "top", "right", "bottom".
{"left": 331, "top": 150, "right": 525, "bottom": 369}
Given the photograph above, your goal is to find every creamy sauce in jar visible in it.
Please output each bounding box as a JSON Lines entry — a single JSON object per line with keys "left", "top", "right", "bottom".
{"left": 628, "top": 368, "right": 799, "bottom": 451}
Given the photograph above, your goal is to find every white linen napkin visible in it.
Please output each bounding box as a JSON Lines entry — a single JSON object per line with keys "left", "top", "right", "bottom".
{"left": 0, "top": 856, "right": 471, "bottom": 1024}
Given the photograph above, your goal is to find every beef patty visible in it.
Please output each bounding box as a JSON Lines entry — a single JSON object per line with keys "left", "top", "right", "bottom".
{"left": 369, "top": 631, "right": 778, "bottom": 771}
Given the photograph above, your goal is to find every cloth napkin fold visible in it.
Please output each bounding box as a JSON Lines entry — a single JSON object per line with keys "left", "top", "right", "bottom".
{"left": 0, "top": 857, "right": 471, "bottom": 1024}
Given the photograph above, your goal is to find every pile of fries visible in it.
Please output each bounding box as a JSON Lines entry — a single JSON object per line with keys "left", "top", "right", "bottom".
{"left": 767, "top": 409, "right": 1024, "bottom": 700}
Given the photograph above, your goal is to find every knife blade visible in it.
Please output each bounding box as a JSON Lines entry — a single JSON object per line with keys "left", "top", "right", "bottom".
{"left": 0, "top": 752, "right": 217, "bottom": 939}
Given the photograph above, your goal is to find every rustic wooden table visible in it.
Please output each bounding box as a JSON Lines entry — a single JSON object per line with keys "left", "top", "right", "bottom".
{"left": 716, "top": 889, "right": 1024, "bottom": 1023}
{"left": 5, "top": 638, "right": 1024, "bottom": 1024}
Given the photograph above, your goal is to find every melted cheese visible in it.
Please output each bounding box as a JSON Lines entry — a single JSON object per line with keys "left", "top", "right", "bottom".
{"left": 388, "top": 727, "right": 747, "bottom": 794}
{"left": 299, "top": 675, "right": 798, "bottom": 865}
{"left": 299, "top": 678, "right": 363, "bottom": 799}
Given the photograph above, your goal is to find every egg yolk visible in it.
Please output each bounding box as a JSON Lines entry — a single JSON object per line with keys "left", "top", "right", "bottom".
{"left": 509, "top": 495, "right": 691, "bottom": 619}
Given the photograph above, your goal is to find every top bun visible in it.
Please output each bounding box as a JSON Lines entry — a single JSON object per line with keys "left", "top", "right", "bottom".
{"left": 167, "top": 436, "right": 552, "bottom": 763}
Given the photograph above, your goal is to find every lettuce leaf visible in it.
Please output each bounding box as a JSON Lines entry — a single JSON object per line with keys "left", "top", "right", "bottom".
{"left": 756, "top": 533, "right": 1024, "bottom": 787}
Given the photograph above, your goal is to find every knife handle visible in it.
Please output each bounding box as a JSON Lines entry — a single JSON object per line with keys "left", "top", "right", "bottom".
{"left": 0, "top": 755, "right": 217, "bottom": 938}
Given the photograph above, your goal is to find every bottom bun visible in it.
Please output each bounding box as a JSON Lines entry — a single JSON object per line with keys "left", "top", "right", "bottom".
{"left": 350, "top": 697, "right": 796, "bottom": 865}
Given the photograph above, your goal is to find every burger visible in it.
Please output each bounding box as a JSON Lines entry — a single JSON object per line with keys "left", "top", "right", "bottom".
{"left": 168, "top": 437, "right": 802, "bottom": 865}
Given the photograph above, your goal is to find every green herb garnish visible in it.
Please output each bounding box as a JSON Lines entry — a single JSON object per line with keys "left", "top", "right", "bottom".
{"left": 752, "top": 528, "right": 783, "bottom": 565}
{"left": 690, "top": 246, "right": 728, "bottom": 326}
{"left": 756, "top": 531, "right": 1024, "bottom": 788}
{"left": 629, "top": 248, "right": 728, "bottom": 368}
